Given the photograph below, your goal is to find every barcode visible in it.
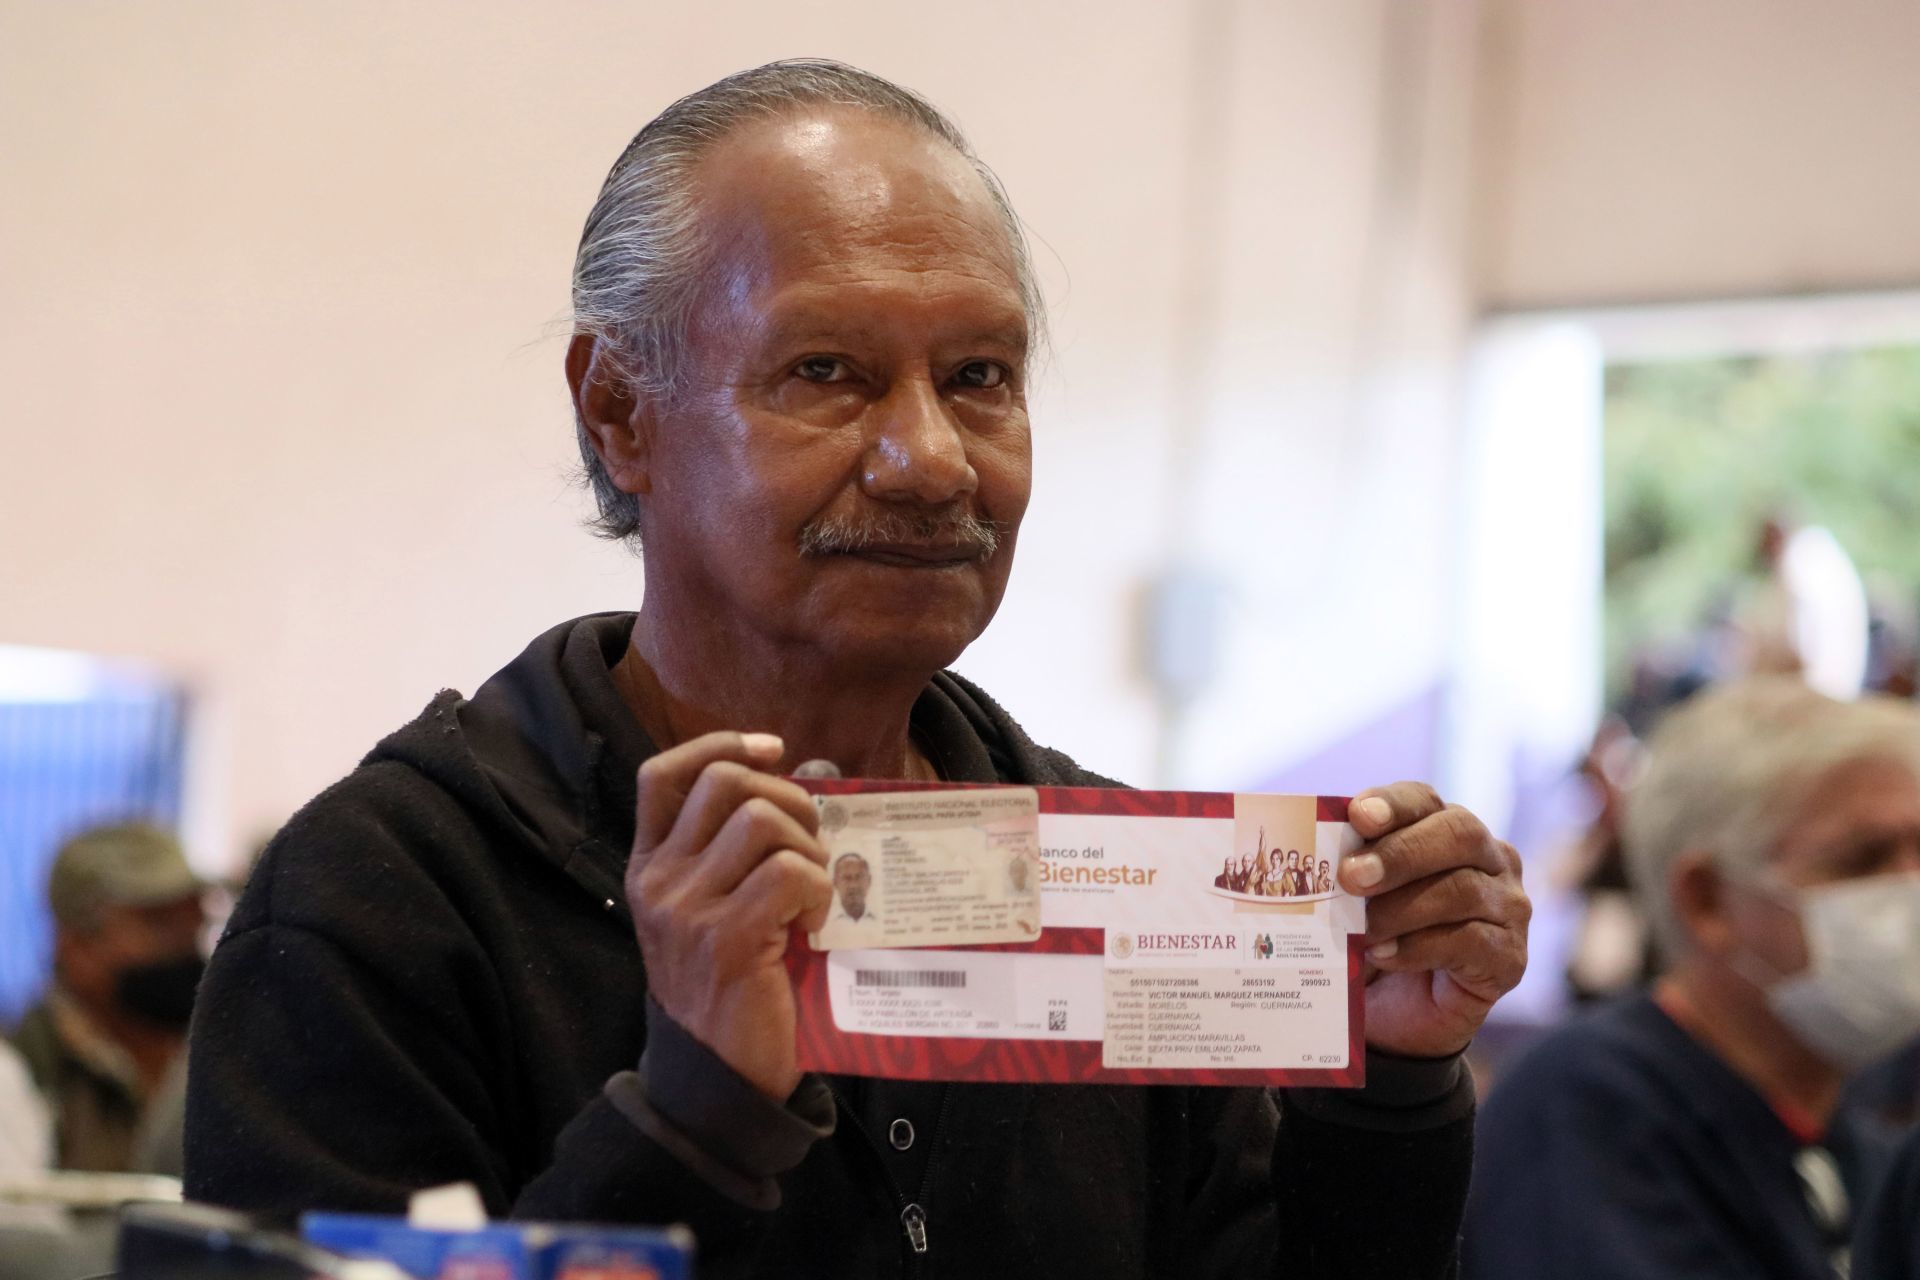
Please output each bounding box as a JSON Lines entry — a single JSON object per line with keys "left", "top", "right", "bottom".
{"left": 854, "top": 969, "right": 967, "bottom": 989}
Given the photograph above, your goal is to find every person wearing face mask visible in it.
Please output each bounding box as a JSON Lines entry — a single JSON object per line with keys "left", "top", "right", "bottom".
{"left": 1462, "top": 678, "right": 1920, "bottom": 1280}
{"left": 7, "top": 823, "right": 206, "bottom": 1173}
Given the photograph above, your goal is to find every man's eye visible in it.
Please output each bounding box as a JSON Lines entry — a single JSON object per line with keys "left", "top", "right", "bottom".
{"left": 794, "top": 356, "right": 850, "bottom": 383}
{"left": 954, "top": 361, "right": 1006, "bottom": 390}
{"left": 1843, "top": 837, "right": 1903, "bottom": 876}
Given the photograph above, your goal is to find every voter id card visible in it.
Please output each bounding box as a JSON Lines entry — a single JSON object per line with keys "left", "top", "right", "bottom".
{"left": 785, "top": 781, "right": 1368, "bottom": 1088}
{"left": 808, "top": 786, "right": 1043, "bottom": 951}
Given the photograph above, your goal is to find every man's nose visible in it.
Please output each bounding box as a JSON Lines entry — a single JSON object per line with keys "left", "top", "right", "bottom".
{"left": 862, "top": 377, "right": 976, "bottom": 505}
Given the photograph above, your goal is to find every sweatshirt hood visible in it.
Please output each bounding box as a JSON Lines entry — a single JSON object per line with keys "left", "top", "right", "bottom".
{"left": 362, "top": 613, "right": 1117, "bottom": 914}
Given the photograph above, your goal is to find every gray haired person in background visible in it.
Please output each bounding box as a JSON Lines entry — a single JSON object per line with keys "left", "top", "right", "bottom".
{"left": 1465, "top": 679, "right": 1920, "bottom": 1279}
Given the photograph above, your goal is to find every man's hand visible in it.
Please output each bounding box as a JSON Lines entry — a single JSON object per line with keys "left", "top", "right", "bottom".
{"left": 1340, "top": 783, "right": 1530, "bottom": 1058}
{"left": 625, "top": 732, "right": 832, "bottom": 1101}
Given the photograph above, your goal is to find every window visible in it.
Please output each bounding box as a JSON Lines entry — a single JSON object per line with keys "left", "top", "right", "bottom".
{"left": 0, "top": 646, "right": 187, "bottom": 1025}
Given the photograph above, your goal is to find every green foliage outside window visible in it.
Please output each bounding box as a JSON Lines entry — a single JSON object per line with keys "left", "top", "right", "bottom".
{"left": 1603, "top": 345, "right": 1920, "bottom": 703}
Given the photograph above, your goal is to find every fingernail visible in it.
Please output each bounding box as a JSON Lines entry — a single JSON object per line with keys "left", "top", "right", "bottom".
{"left": 791, "top": 758, "right": 843, "bottom": 780}
{"left": 1355, "top": 797, "right": 1392, "bottom": 828}
{"left": 1367, "top": 938, "right": 1399, "bottom": 962}
{"left": 1344, "top": 853, "right": 1385, "bottom": 888}
{"left": 742, "top": 732, "right": 784, "bottom": 757}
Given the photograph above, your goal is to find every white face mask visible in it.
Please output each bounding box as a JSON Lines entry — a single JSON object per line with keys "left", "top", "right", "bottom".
{"left": 1750, "top": 870, "right": 1920, "bottom": 1071}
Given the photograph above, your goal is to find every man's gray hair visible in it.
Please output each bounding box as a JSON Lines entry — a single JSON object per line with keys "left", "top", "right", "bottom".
{"left": 570, "top": 58, "right": 1043, "bottom": 546}
{"left": 1621, "top": 678, "right": 1920, "bottom": 961}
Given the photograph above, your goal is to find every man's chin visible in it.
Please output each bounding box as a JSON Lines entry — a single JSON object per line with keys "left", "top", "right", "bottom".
{"left": 825, "top": 623, "right": 981, "bottom": 676}
{"left": 802, "top": 592, "right": 1000, "bottom": 675}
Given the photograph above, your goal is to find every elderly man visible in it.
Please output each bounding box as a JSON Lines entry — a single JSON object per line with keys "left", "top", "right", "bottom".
{"left": 1463, "top": 679, "right": 1920, "bottom": 1279}
{"left": 829, "top": 854, "right": 876, "bottom": 925}
{"left": 822, "top": 852, "right": 883, "bottom": 950}
{"left": 186, "top": 60, "right": 1529, "bottom": 1277}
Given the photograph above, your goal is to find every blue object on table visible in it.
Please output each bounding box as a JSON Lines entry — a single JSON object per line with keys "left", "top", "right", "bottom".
{"left": 301, "top": 1213, "right": 695, "bottom": 1280}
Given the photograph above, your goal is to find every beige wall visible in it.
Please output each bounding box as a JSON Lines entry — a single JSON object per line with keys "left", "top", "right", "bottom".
{"left": 2, "top": 2, "right": 1494, "bottom": 868}
{"left": 1159, "top": 0, "right": 1485, "bottom": 786}
{"left": 16, "top": 2, "right": 1915, "bottom": 871}
{"left": 1479, "top": 0, "right": 1920, "bottom": 307}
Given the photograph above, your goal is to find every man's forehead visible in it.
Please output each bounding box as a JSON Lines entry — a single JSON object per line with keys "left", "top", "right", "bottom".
{"left": 694, "top": 109, "right": 1022, "bottom": 304}
{"left": 755, "top": 294, "right": 1028, "bottom": 353}
{"left": 1768, "top": 753, "right": 1920, "bottom": 868}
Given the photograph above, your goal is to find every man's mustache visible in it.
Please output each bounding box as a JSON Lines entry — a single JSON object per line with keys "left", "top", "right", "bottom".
{"left": 798, "top": 506, "right": 1003, "bottom": 560}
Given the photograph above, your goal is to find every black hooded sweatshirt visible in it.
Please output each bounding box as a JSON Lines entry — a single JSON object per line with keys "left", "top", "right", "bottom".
{"left": 185, "top": 614, "right": 1475, "bottom": 1279}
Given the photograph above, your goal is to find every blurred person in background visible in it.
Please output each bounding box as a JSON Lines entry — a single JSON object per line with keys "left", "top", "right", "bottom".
{"left": 0, "top": 1036, "right": 54, "bottom": 1183}
{"left": 1738, "top": 512, "right": 1869, "bottom": 699}
{"left": 0, "top": 1039, "right": 117, "bottom": 1280}
{"left": 0, "top": 1043, "right": 53, "bottom": 1205}
{"left": 1561, "top": 713, "right": 1659, "bottom": 1005}
{"left": 1865, "top": 581, "right": 1920, "bottom": 700}
{"left": 1463, "top": 679, "right": 1920, "bottom": 1279}
{"left": 7, "top": 823, "right": 205, "bottom": 1174}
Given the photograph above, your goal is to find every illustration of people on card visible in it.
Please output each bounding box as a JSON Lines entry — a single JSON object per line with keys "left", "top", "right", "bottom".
{"left": 1215, "top": 795, "right": 1338, "bottom": 906}
{"left": 1265, "top": 851, "right": 1292, "bottom": 898}
{"left": 1246, "top": 827, "right": 1271, "bottom": 895}
{"left": 1287, "top": 850, "right": 1312, "bottom": 897}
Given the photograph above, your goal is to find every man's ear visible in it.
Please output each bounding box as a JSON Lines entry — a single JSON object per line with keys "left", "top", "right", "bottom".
{"left": 567, "top": 333, "right": 654, "bottom": 498}
{"left": 1669, "top": 850, "right": 1736, "bottom": 955}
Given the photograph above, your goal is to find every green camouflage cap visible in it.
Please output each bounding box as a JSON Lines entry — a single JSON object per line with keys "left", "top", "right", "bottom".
{"left": 47, "top": 823, "right": 204, "bottom": 929}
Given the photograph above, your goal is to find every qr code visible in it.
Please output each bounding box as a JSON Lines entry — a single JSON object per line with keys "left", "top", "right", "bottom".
{"left": 1048, "top": 1009, "right": 1068, "bottom": 1032}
